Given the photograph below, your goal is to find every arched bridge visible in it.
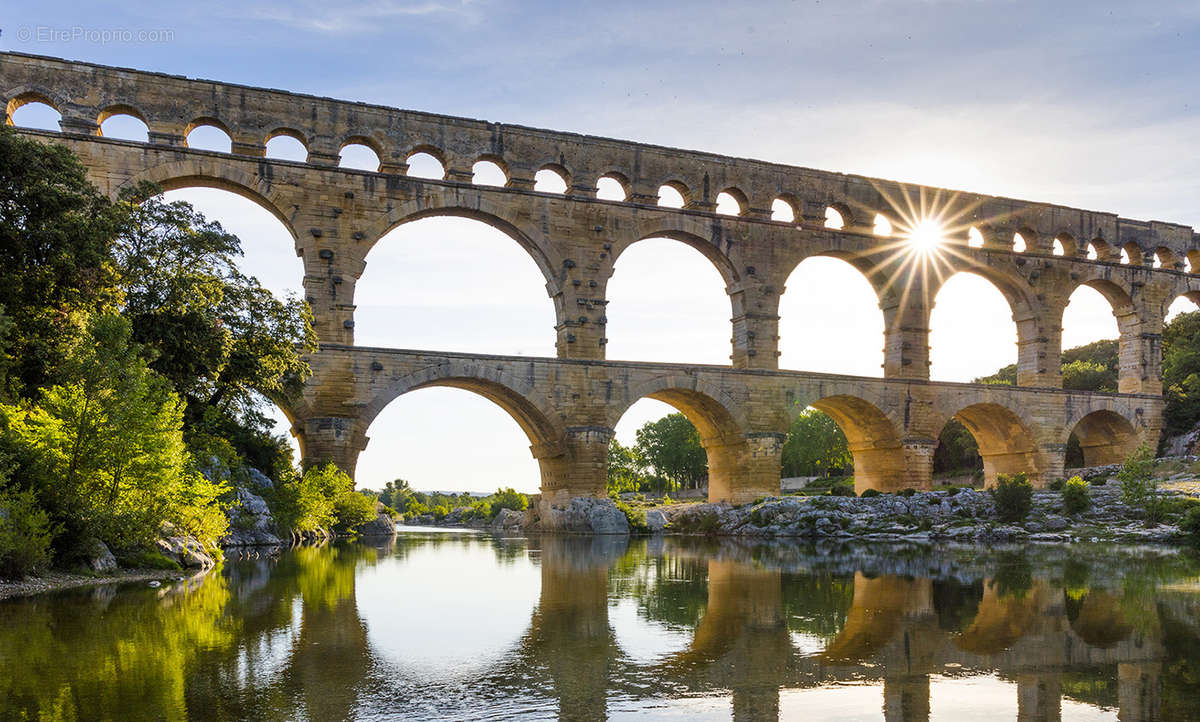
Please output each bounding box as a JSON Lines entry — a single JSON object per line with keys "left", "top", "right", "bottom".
{"left": 5, "top": 51, "right": 1195, "bottom": 502}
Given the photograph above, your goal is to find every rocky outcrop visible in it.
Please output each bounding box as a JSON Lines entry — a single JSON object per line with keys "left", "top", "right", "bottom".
{"left": 491, "top": 508, "right": 525, "bottom": 531}
{"left": 156, "top": 534, "right": 216, "bottom": 569}
{"left": 357, "top": 504, "right": 397, "bottom": 537}
{"left": 660, "top": 484, "right": 1191, "bottom": 544}
{"left": 223, "top": 487, "right": 284, "bottom": 547}
{"left": 82, "top": 538, "right": 117, "bottom": 573}
{"left": 533, "top": 498, "right": 630, "bottom": 534}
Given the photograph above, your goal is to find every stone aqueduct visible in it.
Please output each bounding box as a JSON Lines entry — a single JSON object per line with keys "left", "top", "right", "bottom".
{"left": 4, "top": 52, "right": 1198, "bottom": 503}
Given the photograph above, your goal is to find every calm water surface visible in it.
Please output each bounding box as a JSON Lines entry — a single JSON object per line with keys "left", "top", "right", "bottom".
{"left": 2, "top": 530, "right": 1199, "bottom": 721}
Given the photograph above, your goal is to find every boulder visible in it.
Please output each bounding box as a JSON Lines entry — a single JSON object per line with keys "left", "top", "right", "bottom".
{"left": 83, "top": 538, "right": 117, "bottom": 574}
{"left": 222, "top": 487, "right": 283, "bottom": 547}
{"left": 157, "top": 535, "right": 215, "bottom": 569}
{"left": 645, "top": 510, "right": 667, "bottom": 533}
{"left": 491, "top": 508, "right": 525, "bottom": 531}
{"left": 358, "top": 505, "right": 397, "bottom": 537}
{"left": 244, "top": 467, "right": 274, "bottom": 491}
{"left": 536, "top": 498, "right": 630, "bottom": 534}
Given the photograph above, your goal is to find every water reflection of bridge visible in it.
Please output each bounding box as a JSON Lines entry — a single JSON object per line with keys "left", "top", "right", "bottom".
{"left": 218, "top": 537, "right": 1173, "bottom": 721}
{"left": 502, "top": 537, "right": 1165, "bottom": 721}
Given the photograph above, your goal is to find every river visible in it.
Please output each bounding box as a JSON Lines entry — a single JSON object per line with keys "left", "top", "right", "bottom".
{"left": 1, "top": 530, "right": 1198, "bottom": 720}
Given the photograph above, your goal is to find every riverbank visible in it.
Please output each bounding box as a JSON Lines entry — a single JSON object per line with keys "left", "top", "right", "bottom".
{"left": 653, "top": 482, "right": 1197, "bottom": 543}
{"left": 0, "top": 568, "right": 198, "bottom": 601}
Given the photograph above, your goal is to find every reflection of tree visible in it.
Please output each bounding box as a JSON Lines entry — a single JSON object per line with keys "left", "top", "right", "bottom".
{"left": 781, "top": 573, "right": 854, "bottom": 639}
{"left": 0, "top": 574, "right": 235, "bottom": 718}
{"left": 932, "top": 577, "right": 983, "bottom": 633}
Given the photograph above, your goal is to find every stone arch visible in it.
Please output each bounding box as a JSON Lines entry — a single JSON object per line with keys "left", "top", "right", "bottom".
{"left": 122, "top": 160, "right": 300, "bottom": 242}
{"left": 777, "top": 252, "right": 885, "bottom": 376}
{"left": 809, "top": 395, "right": 906, "bottom": 494}
{"left": 939, "top": 402, "right": 1040, "bottom": 487}
{"left": 596, "top": 171, "right": 631, "bottom": 201}
{"left": 266, "top": 126, "right": 309, "bottom": 148}
{"left": 362, "top": 365, "right": 564, "bottom": 451}
{"left": 611, "top": 228, "right": 741, "bottom": 289}
{"left": 1065, "top": 408, "right": 1138, "bottom": 467}
{"left": 370, "top": 200, "right": 560, "bottom": 296}
{"left": 613, "top": 375, "right": 756, "bottom": 503}
{"left": 184, "top": 116, "right": 233, "bottom": 140}
{"left": 1061, "top": 278, "right": 1140, "bottom": 388}
{"left": 928, "top": 268, "right": 1034, "bottom": 383}
{"left": 3, "top": 87, "right": 66, "bottom": 121}
{"left": 716, "top": 187, "right": 748, "bottom": 216}
{"left": 340, "top": 132, "right": 387, "bottom": 159}
{"left": 96, "top": 103, "right": 149, "bottom": 127}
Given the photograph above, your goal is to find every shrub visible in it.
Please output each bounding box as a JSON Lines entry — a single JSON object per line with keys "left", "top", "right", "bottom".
{"left": 898, "top": 488, "right": 917, "bottom": 498}
{"left": 1118, "top": 444, "right": 1163, "bottom": 525}
{"left": 860, "top": 488, "right": 881, "bottom": 498}
{"left": 1048, "top": 478, "right": 1066, "bottom": 491}
{"left": 614, "top": 500, "right": 649, "bottom": 533}
{"left": 992, "top": 473, "right": 1033, "bottom": 522}
{"left": 332, "top": 491, "right": 377, "bottom": 533}
{"left": 118, "top": 549, "right": 181, "bottom": 571}
{"left": 1181, "top": 506, "right": 1200, "bottom": 540}
{"left": 0, "top": 485, "right": 53, "bottom": 579}
{"left": 490, "top": 487, "right": 529, "bottom": 516}
{"left": 1061, "top": 475, "right": 1090, "bottom": 516}
{"left": 829, "top": 484, "right": 855, "bottom": 497}
{"left": 430, "top": 504, "right": 450, "bottom": 521}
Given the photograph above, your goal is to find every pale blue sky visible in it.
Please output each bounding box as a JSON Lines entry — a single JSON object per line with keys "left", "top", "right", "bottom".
{"left": 5, "top": 2, "right": 1200, "bottom": 492}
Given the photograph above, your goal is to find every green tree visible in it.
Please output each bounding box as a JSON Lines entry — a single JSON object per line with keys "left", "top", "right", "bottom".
{"left": 782, "top": 408, "right": 851, "bottom": 477}
{"left": 1, "top": 313, "right": 227, "bottom": 554}
{"left": 634, "top": 413, "right": 707, "bottom": 490}
{"left": 272, "top": 462, "right": 345, "bottom": 535}
{"left": 332, "top": 491, "right": 377, "bottom": 533}
{"left": 607, "top": 439, "right": 647, "bottom": 494}
{"left": 0, "top": 126, "right": 122, "bottom": 397}
{"left": 1163, "top": 310, "right": 1200, "bottom": 436}
{"left": 933, "top": 419, "right": 981, "bottom": 474}
{"left": 111, "top": 183, "right": 317, "bottom": 479}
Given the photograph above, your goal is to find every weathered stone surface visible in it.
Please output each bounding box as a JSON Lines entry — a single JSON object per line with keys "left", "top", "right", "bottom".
{"left": 223, "top": 487, "right": 283, "bottom": 547}
{"left": 535, "top": 498, "right": 631, "bottom": 535}
{"left": 4, "top": 51, "right": 1189, "bottom": 505}
{"left": 491, "top": 508, "right": 525, "bottom": 531}
{"left": 357, "top": 506, "right": 397, "bottom": 537}
{"left": 656, "top": 483, "right": 1196, "bottom": 544}
{"left": 83, "top": 538, "right": 117, "bottom": 574}
{"left": 156, "top": 535, "right": 215, "bottom": 569}
{"left": 645, "top": 510, "right": 667, "bottom": 533}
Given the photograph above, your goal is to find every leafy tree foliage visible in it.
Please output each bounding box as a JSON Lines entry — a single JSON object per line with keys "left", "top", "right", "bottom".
{"left": 0, "top": 314, "right": 228, "bottom": 557}
{"left": 607, "top": 440, "right": 647, "bottom": 494}
{"left": 112, "top": 183, "right": 316, "bottom": 480}
{"left": 0, "top": 126, "right": 122, "bottom": 397}
{"left": 781, "top": 408, "right": 851, "bottom": 477}
{"left": 635, "top": 413, "right": 707, "bottom": 490}
{"left": 1163, "top": 310, "right": 1200, "bottom": 436}
{"left": 933, "top": 419, "right": 981, "bottom": 475}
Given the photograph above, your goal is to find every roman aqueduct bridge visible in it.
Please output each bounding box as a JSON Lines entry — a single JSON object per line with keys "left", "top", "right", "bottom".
{"left": 5, "top": 52, "right": 1197, "bottom": 503}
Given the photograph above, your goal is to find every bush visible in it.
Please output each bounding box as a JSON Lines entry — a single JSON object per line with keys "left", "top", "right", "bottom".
{"left": 1061, "top": 475, "right": 1090, "bottom": 516}
{"left": 430, "top": 504, "right": 450, "bottom": 521}
{"left": 490, "top": 487, "right": 528, "bottom": 516}
{"left": 1118, "top": 444, "right": 1163, "bottom": 525}
{"left": 898, "top": 488, "right": 917, "bottom": 498}
{"left": 332, "top": 491, "right": 377, "bottom": 533}
{"left": 992, "top": 473, "right": 1033, "bottom": 522}
{"left": 1182, "top": 506, "right": 1200, "bottom": 540}
{"left": 117, "top": 549, "right": 181, "bottom": 571}
{"left": 1048, "top": 478, "right": 1066, "bottom": 491}
{"left": 860, "top": 488, "right": 881, "bottom": 498}
{"left": 614, "top": 500, "right": 649, "bottom": 533}
{"left": 0, "top": 485, "right": 53, "bottom": 579}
